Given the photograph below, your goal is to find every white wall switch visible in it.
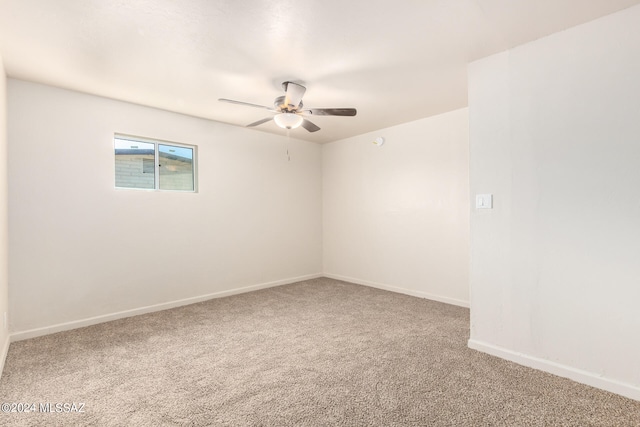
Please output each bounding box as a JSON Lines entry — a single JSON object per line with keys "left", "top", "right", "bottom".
{"left": 476, "top": 194, "right": 493, "bottom": 209}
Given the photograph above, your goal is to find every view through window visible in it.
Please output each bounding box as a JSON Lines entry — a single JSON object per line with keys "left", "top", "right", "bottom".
{"left": 114, "top": 135, "right": 196, "bottom": 192}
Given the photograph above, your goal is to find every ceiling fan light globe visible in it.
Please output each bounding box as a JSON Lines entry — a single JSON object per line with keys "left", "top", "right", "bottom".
{"left": 274, "top": 113, "right": 303, "bottom": 129}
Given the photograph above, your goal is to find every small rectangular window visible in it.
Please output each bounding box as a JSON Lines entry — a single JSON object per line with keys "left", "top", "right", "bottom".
{"left": 142, "top": 158, "right": 155, "bottom": 174}
{"left": 114, "top": 135, "right": 196, "bottom": 192}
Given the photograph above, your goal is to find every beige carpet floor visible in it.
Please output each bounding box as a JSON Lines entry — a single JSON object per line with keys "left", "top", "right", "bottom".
{"left": 1, "top": 277, "right": 639, "bottom": 426}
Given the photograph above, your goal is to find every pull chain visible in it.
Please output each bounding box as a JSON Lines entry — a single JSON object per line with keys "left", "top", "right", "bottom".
{"left": 286, "top": 128, "right": 291, "bottom": 162}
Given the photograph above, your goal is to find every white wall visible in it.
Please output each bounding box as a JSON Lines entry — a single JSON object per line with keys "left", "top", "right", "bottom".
{"left": 323, "top": 109, "right": 470, "bottom": 307}
{"left": 8, "top": 79, "right": 322, "bottom": 337}
{"left": 0, "top": 55, "right": 9, "bottom": 372}
{"left": 468, "top": 5, "right": 640, "bottom": 400}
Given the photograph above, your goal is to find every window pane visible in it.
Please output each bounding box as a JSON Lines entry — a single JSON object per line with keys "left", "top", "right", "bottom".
{"left": 158, "top": 144, "right": 194, "bottom": 191}
{"left": 114, "top": 138, "right": 155, "bottom": 189}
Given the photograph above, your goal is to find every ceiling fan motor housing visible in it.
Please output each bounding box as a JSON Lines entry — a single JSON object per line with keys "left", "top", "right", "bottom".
{"left": 274, "top": 95, "right": 303, "bottom": 112}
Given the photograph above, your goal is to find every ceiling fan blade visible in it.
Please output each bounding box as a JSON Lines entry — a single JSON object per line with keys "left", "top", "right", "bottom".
{"left": 219, "top": 98, "right": 274, "bottom": 111}
{"left": 304, "top": 108, "right": 357, "bottom": 116}
{"left": 246, "top": 117, "right": 273, "bottom": 127}
{"left": 283, "top": 82, "right": 306, "bottom": 110}
{"left": 301, "top": 119, "right": 321, "bottom": 133}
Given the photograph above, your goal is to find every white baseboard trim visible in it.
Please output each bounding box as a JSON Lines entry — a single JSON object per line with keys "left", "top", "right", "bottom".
{"left": 0, "top": 333, "right": 9, "bottom": 378}
{"left": 468, "top": 338, "right": 640, "bottom": 402}
{"left": 11, "top": 273, "right": 323, "bottom": 342}
{"left": 323, "top": 273, "right": 469, "bottom": 308}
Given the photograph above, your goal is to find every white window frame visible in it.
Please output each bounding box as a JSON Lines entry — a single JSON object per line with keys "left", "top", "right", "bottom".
{"left": 114, "top": 133, "right": 198, "bottom": 192}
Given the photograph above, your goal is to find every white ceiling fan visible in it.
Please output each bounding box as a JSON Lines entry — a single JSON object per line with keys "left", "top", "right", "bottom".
{"left": 219, "top": 81, "right": 357, "bottom": 132}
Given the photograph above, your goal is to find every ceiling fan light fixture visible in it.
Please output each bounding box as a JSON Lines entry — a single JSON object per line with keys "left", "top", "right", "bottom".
{"left": 274, "top": 113, "right": 303, "bottom": 129}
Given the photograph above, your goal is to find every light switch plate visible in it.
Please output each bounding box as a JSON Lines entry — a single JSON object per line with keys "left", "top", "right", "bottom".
{"left": 476, "top": 194, "right": 493, "bottom": 209}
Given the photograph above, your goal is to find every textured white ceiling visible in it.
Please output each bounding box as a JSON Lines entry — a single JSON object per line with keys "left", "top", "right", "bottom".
{"left": 1, "top": 0, "right": 639, "bottom": 143}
